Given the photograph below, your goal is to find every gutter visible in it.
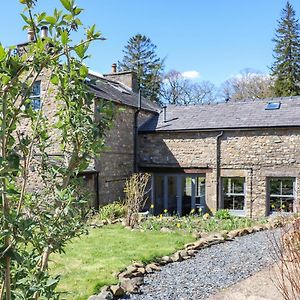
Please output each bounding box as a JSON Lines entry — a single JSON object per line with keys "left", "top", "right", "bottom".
{"left": 216, "top": 131, "right": 224, "bottom": 211}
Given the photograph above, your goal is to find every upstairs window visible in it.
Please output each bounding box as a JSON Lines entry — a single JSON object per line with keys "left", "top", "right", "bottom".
{"left": 269, "top": 178, "right": 295, "bottom": 213}
{"left": 222, "top": 177, "right": 245, "bottom": 211}
{"left": 30, "top": 81, "right": 41, "bottom": 110}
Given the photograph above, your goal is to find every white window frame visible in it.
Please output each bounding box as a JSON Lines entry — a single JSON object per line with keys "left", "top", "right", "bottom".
{"left": 222, "top": 177, "right": 246, "bottom": 216}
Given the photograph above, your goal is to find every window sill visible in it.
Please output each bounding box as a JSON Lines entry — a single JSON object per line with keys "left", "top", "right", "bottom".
{"left": 228, "top": 209, "right": 246, "bottom": 217}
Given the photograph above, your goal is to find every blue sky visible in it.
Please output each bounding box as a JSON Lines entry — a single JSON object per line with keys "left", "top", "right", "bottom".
{"left": 0, "top": 0, "right": 299, "bottom": 87}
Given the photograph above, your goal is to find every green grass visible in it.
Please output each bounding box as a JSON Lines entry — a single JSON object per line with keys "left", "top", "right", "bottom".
{"left": 50, "top": 224, "right": 194, "bottom": 300}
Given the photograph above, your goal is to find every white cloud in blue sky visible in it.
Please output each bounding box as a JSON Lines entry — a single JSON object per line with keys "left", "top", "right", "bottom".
{"left": 181, "top": 70, "right": 200, "bottom": 79}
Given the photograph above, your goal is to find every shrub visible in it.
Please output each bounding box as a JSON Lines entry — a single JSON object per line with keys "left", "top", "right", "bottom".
{"left": 214, "top": 209, "right": 232, "bottom": 220}
{"left": 124, "top": 173, "right": 151, "bottom": 227}
{"left": 98, "top": 202, "right": 126, "bottom": 221}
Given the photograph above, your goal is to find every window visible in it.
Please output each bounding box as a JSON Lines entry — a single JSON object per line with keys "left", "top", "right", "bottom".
{"left": 30, "top": 81, "right": 41, "bottom": 110}
{"left": 265, "top": 102, "right": 281, "bottom": 110}
{"left": 269, "top": 178, "right": 295, "bottom": 213}
{"left": 222, "top": 177, "right": 245, "bottom": 211}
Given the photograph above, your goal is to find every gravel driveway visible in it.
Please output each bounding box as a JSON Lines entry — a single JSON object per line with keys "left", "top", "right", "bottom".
{"left": 121, "top": 230, "right": 279, "bottom": 300}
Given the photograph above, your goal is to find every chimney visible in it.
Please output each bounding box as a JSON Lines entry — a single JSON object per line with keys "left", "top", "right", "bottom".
{"left": 163, "top": 105, "right": 167, "bottom": 122}
{"left": 103, "top": 63, "right": 139, "bottom": 93}
{"left": 111, "top": 63, "right": 117, "bottom": 73}
{"left": 40, "top": 26, "right": 48, "bottom": 39}
{"left": 27, "top": 28, "right": 35, "bottom": 42}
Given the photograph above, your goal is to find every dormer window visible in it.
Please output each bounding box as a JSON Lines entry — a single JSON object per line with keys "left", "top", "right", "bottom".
{"left": 30, "top": 81, "right": 41, "bottom": 110}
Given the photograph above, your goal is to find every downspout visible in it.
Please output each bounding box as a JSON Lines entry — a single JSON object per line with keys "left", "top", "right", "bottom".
{"left": 133, "top": 90, "right": 142, "bottom": 173}
{"left": 216, "top": 131, "right": 224, "bottom": 211}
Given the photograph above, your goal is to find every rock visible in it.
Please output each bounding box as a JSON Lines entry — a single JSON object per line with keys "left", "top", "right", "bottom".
{"left": 132, "top": 271, "right": 144, "bottom": 277}
{"left": 102, "top": 220, "right": 108, "bottom": 225}
{"left": 179, "top": 250, "right": 188, "bottom": 257}
{"left": 145, "top": 265, "right": 153, "bottom": 273}
{"left": 187, "top": 250, "right": 198, "bottom": 256}
{"left": 111, "top": 219, "right": 119, "bottom": 224}
{"left": 160, "top": 227, "right": 172, "bottom": 233}
{"left": 191, "top": 238, "right": 208, "bottom": 250}
{"left": 161, "top": 256, "right": 172, "bottom": 263}
{"left": 192, "top": 231, "right": 202, "bottom": 239}
{"left": 132, "top": 262, "right": 144, "bottom": 268}
{"left": 252, "top": 225, "right": 264, "bottom": 232}
{"left": 120, "top": 277, "right": 142, "bottom": 293}
{"left": 171, "top": 252, "right": 183, "bottom": 262}
{"left": 118, "top": 268, "right": 137, "bottom": 279}
{"left": 146, "top": 263, "right": 161, "bottom": 271}
{"left": 88, "top": 291, "right": 113, "bottom": 300}
{"left": 182, "top": 255, "right": 191, "bottom": 260}
{"left": 137, "top": 267, "right": 146, "bottom": 275}
{"left": 126, "top": 265, "right": 138, "bottom": 273}
{"left": 110, "top": 284, "right": 125, "bottom": 297}
{"left": 100, "top": 286, "right": 111, "bottom": 293}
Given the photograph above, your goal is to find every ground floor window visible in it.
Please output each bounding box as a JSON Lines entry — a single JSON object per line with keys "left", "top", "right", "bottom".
{"left": 222, "top": 177, "right": 245, "bottom": 212}
{"left": 152, "top": 174, "right": 206, "bottom": 215}
{"left": 268, "top": 178, "right": 295, "bottom": 214}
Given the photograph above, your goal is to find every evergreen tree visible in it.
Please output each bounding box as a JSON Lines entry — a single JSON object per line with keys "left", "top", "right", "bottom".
{"left": 118, "top": 34, "right": 164, "bottom": 102}
{"left": 271, "top": 1, "right": 300, "bottom": 96}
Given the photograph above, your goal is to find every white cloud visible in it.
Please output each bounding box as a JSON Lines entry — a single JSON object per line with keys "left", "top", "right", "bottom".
{"left": 181, "top": 70, "right": 200, "bottom": 79}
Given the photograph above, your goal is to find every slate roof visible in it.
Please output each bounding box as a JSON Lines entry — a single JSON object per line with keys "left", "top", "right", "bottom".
{"left": 87, "top": 72, "right": 160, "bottom": 113}
{"left": 139, "top": 96, "right": 300, "bottom": 132}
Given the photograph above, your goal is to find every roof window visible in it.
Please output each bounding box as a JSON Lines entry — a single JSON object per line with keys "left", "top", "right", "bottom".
{"left": 265, "top": 102, "right": 281, "bottom": 110}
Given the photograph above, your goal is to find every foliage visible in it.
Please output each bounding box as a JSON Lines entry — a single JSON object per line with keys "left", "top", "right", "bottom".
{"left": 271, "top": 217, "right": 300, "bottom": 300}
{"left": 0, "top": 0, "right": 113, "bottom": 299}
{"left": 98, "top": 201, "right": 126, "bottom": 221}
{"left": 138, "top": 212, "right": 266, "bottom": 233}
{"left": 271, "top": 1, "right": 300, "bottom": 97}
{"left": 214, "top": 209, "right": 232, "bottom": 220}
{"left": 50, "top": 225, "right": 194, "bottom": 300}
{"left": 118, "top": 34, "right": 164, "bottom": 102}
{"left": 221, "top": 69, "right": 275, "bottom": 101}
{"left": 161, "top": 70, "right": 216, "bottom": 104}
{"left": 124, "top": 173, "right": 151, "bottom": 228}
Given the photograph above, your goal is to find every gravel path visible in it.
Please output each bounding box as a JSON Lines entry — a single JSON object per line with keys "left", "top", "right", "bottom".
{"left": 122, "top": 230, "right": 279, "bottom": 300}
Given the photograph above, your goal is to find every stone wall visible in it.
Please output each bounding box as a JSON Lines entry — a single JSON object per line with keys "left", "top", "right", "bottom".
{"left": 22, "top": 70, "right": 156, "bottom": 207}
{"left": 95, "top": 104, "right": 155, "bottom": 205}
{"left": 138, "top": 128, "right": 300, "bottom": 217}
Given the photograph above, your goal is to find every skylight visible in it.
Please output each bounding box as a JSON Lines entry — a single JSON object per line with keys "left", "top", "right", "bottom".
{"left": 265, "top": 102, "right": 281, "bottom": 110}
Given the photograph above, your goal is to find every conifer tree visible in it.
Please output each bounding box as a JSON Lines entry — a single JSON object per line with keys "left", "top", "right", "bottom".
{"left": 118, "top": 34, "right": 164, "bottom": 102}
{"left": 271, "top": 1, "right": 300, "bottom": 96}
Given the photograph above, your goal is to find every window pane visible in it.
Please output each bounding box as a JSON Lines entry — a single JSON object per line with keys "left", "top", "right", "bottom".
{"left": 270, "top": 197, "right": 281, "bottom": 212}
{"left": 32, "top": 98, "right": 41, "bottom": 110}
{"left": 233, "top": 178, "right": 244, "bottom": 194}
{"left": 270, "top": 179, "right": 281, "bottom": 195}
{"left": 233, "top": 196, "right": 244, "bottom": 210}
{"left": 31, "top": 81, "right": 41, "bottom": 96}
{"left": 224, "top": 195, "right": 234, "bottom": 209}
{"left": 281, "top": 179, "right": 294, "bottom": 196}
{"left": 281, "top": 197, "right": 294, "bottom": 212}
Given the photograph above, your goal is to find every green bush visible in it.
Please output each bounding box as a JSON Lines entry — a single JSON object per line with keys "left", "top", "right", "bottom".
{"left": 98, "top": 201, "right": 125, "bottom": 221}
{"left": 214, "top": 209, "right": 232, "bottom": 220}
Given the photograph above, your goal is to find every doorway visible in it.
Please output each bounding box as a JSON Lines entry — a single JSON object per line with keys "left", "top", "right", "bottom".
{"left": 152, "top": 174, "right": 206, "bottom": 215}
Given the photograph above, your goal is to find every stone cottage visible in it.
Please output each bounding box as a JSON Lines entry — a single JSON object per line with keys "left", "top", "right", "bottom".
{"left": 18, "top": 33, "right": 300, "bottom": 218}
{"left": 138, "top": 99, "right": 300, "bottom": 218}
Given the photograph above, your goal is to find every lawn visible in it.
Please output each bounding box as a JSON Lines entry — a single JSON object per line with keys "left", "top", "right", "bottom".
{"left": 50, "top": 224, "right": 195, "bottom": 300}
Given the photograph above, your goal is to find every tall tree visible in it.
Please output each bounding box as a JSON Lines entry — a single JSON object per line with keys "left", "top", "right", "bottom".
{"left": 271, "top": 1, "right": 300, "bottom": 96}
{"left": 161, "top": 70, "right": 216, "bottom": 105}
{"left": 118, "top": 34, "right": 164, "bottom": 102}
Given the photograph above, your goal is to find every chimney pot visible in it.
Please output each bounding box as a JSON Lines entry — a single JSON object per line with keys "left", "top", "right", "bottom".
{"left": 41, "top": 26, "right": 48, "bottom": 39}
{"left": 111, "top": 63, "right": 117, "bottom": 73}
{"left": 27, "top": 28, "right": 35, "bottom": 42}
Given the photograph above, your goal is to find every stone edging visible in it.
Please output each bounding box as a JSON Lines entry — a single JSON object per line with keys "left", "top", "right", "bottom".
{"left": 88, "top": 219, "right": 285, "bottom": 300}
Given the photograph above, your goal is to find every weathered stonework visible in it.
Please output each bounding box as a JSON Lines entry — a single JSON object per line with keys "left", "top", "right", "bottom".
{"left": 139, "top": 129, "right": 300, "bottom": 218}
